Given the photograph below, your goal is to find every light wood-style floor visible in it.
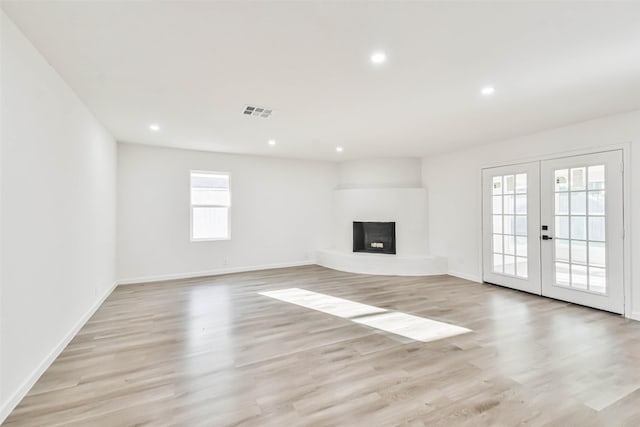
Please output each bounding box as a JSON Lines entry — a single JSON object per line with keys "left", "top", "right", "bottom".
{"left": 4, "top": 265, "right": 640, "bottom": 426}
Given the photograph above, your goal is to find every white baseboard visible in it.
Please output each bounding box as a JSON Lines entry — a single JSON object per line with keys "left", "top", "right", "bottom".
{"left": 448, "top": 270, "right": 482, "bottom": 283}
{"left": 117, "top": 260, "right": 316, "bottom": 285}
{"left": 628, "top": 311, "right": 640, "bottom": 321}
{"left": 0, "top": 281, "right": 118, "bottom": 424}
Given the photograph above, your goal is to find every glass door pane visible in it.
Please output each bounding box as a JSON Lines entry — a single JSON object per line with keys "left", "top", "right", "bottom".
{"left": 482, "top": 162, "right": 541, "bottom": 295}
{"left": 552, "top": 166, "right": 607, "bottom": 293}
{"left": 540, "top": 150, "right": 624, "bottom": 314}
{"left": 491, "top": 173, "right": 528, "bottom": 278}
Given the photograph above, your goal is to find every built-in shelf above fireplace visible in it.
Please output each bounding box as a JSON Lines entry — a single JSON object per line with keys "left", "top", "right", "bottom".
{"left": 353, "top": 221, "right": 396, "bottom": 254}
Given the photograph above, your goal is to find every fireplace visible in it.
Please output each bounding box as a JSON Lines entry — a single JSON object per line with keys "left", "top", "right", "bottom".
{"left": 353, "top": 222, "right": 396, "bottom": 254}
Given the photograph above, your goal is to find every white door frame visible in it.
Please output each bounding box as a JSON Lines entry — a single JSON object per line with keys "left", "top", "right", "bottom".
{"left": 480, "top": 143, "right": 632, "bottom": 318}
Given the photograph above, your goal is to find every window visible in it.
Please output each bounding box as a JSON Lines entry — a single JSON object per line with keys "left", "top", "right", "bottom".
{"left": 190, "top": 171, "right": 230, "bottom": 240}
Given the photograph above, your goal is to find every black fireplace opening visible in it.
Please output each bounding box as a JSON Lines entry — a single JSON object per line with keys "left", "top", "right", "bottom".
{"left": 353, "top": 222, "right": 396, "bottom": 254}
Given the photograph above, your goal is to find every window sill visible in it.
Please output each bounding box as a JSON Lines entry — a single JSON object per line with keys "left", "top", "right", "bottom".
{"left": 191, "top": 237, "right": 231, "bottom": 242}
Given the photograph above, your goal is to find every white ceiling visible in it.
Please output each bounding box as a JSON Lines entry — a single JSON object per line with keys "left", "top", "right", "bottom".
{"left": 3, "top": 1, "right": 640, "bottom": 161}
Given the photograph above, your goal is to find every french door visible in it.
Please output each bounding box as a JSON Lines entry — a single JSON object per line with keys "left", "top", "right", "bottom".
{"left": 482, "top": 162, "right": 541, "bottom": 294}
{"left": 482, "top": 150, "right": 624, "bottom": 314}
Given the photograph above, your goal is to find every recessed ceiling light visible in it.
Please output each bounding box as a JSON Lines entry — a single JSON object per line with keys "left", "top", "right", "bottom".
{"left": 149, "top": 123, "right": 160, "bottom": 131}
{"left": 481, "top": 86, "right": 495, "bottom": 96}
{"left": 268, "top": 139, "right": 276, "bottom": 146}
{"left": 370, "top": 52, "right": 386, "bottom": 64}
{"left": 336, "top": 146, "right": 344, "bottom": 152}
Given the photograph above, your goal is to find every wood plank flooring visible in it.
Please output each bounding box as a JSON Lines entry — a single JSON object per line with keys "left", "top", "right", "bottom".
{"left": 4, "top": 265, "right": 640, "bottom": 426}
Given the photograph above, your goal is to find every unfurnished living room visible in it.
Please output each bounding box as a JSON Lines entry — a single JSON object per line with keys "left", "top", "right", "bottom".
{"left": 1, "top": 1, "right": 640, "bottom": 425}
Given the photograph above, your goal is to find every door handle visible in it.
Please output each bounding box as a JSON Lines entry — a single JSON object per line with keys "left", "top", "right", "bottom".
{"left": 542, "top": 235, "right": 553, "bottom": 240}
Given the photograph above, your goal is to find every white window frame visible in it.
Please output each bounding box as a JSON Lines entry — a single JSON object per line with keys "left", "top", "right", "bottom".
{"left": 190, "top": 170, "right": 231, "bottom": 242}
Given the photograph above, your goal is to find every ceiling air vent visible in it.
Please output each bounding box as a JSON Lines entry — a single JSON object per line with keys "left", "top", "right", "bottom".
{"left": 243, "top": 105, "right": 273, "bottom": 118}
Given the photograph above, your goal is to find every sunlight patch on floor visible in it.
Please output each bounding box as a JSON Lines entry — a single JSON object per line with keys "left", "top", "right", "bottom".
{"left": 352, "top": 311, "right": 470, "bottom": 342}
{"left": 259, "top": 288, "right": 470, "bottom": 343}
{"left": 259, "top": 288, "right": 386, "bottom": 318}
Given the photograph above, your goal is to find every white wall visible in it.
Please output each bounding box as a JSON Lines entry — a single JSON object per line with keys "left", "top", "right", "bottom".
{"left": 338, "top": 158, "right": 422, "bottom": 189}
{"left": 422, "top": 110, "right": 640, "bottom": 318}
{"left": 117, "top": 143, "right": 336, "bottom": 283}
{"left": 0, "top": 10, "right": 117, "bottom": 421}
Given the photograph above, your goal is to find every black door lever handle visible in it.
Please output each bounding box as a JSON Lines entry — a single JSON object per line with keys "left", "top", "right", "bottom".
{"left": 542, "top": 235, "right": 553, "bottom": 240}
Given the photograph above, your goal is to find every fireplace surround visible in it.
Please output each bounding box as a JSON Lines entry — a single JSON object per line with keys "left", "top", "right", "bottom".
{"left": 316, "top": 158, "right": 446, "bottom": 276}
